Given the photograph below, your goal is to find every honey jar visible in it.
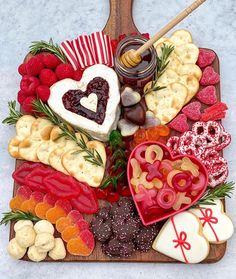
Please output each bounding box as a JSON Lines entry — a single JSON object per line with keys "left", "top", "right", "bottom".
{"left": 114, "top": 35, "right": 157, "bottom": 88}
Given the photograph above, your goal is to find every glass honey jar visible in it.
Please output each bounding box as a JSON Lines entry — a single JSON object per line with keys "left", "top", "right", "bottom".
{"left": 114, "top": 35, "right": 157, "bottom": 88}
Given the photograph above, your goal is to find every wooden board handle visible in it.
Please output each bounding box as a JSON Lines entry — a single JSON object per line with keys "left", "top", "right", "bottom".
{"left": 136, "top": 0, "right": 206, "bottom": 55}
{"left": 103, "top": 0, "right": 140, "bottom": 39}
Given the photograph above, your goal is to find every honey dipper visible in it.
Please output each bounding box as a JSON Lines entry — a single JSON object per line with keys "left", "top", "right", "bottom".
{"left": 120, "top": 0, "right": 206, "bottom": 68}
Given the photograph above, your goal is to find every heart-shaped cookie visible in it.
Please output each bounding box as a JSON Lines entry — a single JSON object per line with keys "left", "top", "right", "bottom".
{"left": 189, "top": 200, "right": 234, "bottom": 244}
{"left": 152, "top": 211, "right": 209, "bottom": 263}
{"left": 127, "top": 142, "right": 208, "bottom": 225}
{"left": 48, "top": 64, "right": 120, "bottom": 141}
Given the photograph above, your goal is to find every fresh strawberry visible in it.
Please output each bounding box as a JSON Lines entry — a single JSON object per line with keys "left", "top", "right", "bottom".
{"left": 55, "top": 63, "right": 74, "bottom": 80}
{"left": 200, "top": 66, "right": 220, "bottom": 86}
{"left": 22, "top": 96, "right": 37, "bottom": 113}
{"left": 197, "top": 49, "right": 216, "bottom": 68}
{"left": 168, "top": 114, "right": 189, "bottom": 133}
{"left": 42, "top": 53, "right": 61, "bottom": 69}
{"left": 20, "top": 75, "right": 40, "bottom": 95}
{"left": 18, "top": 63, "right": 27, "bottom": 76}
{"left": 73, "top": 69, "right": 83, "bottom": 81}
{"left": 17, "top": 90, "right": 27, "bottom": 105}
{"left": 196, "top": 85, "right": 217, "bottom": 105}
{"left": 26, "top": 56, "right": 44, "bottom": 76}
{"left": 36, "top": 85, "right": 50, "bottom": 102}
{"left": 39, "top": 69, "right": 57, "bottom": 87}
{"left": 182, "top": 101, "right": 201, "bottom": 121}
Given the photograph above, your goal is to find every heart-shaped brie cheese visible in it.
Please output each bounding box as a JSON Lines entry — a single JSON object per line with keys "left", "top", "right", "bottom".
{"left": 189, "top": 200, "right": 234, "bottom": 244}
{"left": 152, "top": 211, "right": 209, "bottom": 263}
{"left": 48, "top": 64, "right": 120, "bottom": 141}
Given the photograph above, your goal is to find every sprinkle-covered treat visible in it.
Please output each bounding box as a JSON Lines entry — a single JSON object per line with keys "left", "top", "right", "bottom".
{"left": 102, "top": 238, "right": 135, "bottom": 258}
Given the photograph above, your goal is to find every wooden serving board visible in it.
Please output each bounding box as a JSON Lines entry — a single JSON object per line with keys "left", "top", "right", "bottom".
{"left": 9, "top": 0, "right": 226, "bottom": 263}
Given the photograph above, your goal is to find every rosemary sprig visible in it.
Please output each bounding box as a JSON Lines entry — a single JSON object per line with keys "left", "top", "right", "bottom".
{"left": 0, "top": 210, "right": 41, "bottom": 226}
{"left": 100, "top": 171, "right": 125, "bottom": 190}
{"left": 32, "top": 99, "right": 103, "bottom": 167}
{"left": 195, "top": 181, "right": 235, "bottom": 207}
{"left": 2, "top": 101, "right": 23, "bottom": 125}
{"left": 144, "top": 43, "right": 174, "bottom": 96}
{"left": 29, "top": 38, "right": 67, "bottom": 63}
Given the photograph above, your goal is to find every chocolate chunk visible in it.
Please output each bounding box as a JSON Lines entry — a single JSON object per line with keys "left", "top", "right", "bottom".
{"left": 124, "top": 103, "right": 146, "bottom": 126}
{"left": 110, "top": 198, "right": 135, "bottom": 219}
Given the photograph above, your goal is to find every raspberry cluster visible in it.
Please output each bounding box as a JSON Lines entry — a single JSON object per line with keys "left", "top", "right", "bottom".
{"left": 17, "top": 53, "right": 83, "bottom": 113}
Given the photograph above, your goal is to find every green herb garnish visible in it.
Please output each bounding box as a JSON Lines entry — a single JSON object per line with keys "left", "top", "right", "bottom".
{"left": 2, "top": 101, "right": 23, "bottom": 125}
{"left": 29, "top": 38, "right": 67, "bottom": 63}
{"left": 0, "top": 210, "right": 41, "bottom": 226}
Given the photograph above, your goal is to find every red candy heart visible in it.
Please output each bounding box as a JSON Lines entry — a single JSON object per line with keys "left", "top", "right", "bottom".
{"left": 168, "top": 114, "right": 189, "bottom": 133}
{"left": 128, "top": 142, "right": 208, "bottom": 225}
{"left": 200, "top": 66, "right": 220, "bottom": 86}
{"left": 196, "top": 86, "right": 217, "bottom": 105}
{"left": 182, "top": 101, "right": 201, "bottom": 121}
{"left": 197, "top": 49, "right": 216, "bottom": 68}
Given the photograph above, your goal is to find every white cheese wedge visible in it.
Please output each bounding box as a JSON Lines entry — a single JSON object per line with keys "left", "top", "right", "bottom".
{"left": 48, "top": 64, "right": 120, "bottom": 142}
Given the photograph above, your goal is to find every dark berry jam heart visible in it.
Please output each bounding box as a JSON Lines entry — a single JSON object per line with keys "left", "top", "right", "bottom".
{"left": 62, "top": 77, "right": 109, "bottom": 125}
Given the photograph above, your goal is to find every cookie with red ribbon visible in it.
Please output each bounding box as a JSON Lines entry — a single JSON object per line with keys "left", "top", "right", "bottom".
{"left": 189, "top": 200, "right": 234, "bottom": 244}
{"left": 152, "top": 211, "right": 209, "bottom": 263}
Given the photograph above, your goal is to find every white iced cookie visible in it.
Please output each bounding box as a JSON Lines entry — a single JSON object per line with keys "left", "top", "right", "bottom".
{"left": 14, "top": 220, "right": 33, "bottom": 232}
{"left": 34, "top": 220, "right": 55, "bottom": 235}
{"left": 152, "top": 211, "right": 209, "bottom": 263}
{"left": 189, "top": 200, "right": 234, "bottom": 244}
{"left": 27, "top": 245, "right": 47, "bottom": 262}
{"left": 48, "top": 238, "right": 66, "bottom": 260}
{"left": 7, "top": 238, "right": 27, "bottom": 260}
{"left": 35, "top": 233, "right": 55, "bottom": 253}
{"left": 15, "top": 225, "right": 36, "bottom": 248}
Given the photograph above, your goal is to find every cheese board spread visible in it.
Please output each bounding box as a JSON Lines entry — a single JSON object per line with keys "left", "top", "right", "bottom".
{"left": 1, "top": 0, "right": 234, "bottom": 264}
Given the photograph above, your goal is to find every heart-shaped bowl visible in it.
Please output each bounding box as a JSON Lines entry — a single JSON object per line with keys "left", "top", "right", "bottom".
{"left": 127, "top": 141, "right": 208, "bottom": 226}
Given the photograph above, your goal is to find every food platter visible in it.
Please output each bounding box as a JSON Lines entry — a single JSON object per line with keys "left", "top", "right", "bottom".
{"left": 2, "top": 0, "right": 234, "bottom": 264}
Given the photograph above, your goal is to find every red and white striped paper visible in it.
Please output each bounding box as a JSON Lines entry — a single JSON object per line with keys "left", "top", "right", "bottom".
{"left": 60, "top": 32, "right": 114, "bottom": 70}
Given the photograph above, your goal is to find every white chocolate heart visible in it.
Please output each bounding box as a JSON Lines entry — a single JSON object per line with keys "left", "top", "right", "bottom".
{"left": 118, "top": 119, "right": 139, "bottom": 137}
{"left": 152, "top": 211, "right": 209, "bottom": 263}
{"left": 189, "top": 200, "right": 234, "bottom": 244}
{"left": 80, "top": 93, "right": 98, "bottom": 112}
{"left": 121, "top": 87, "right": 141, "bottom": 107}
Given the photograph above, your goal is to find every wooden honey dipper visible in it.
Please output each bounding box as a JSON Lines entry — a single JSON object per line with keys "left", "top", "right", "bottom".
{"left": 120, "top": 0, "right": 206, "bottom": 68}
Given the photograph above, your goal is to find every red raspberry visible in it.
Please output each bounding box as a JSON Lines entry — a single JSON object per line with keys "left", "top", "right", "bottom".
{"left": 111, "top": 39, "right": 118, "bottom": 54}
{"left": 17, "top": 90, "right": 27, "bottom": 105}
{"left": 22, "top": 96, "right": 37, "bottom": 113}
{"left": 36, "top": 85, "right": 50, "bottom": 102}
{"left": 55, "top": 63, "right": 74, "bottom": 80}
{"left": 18, "top": 64, "right": 27, "bottom": 76}
{"left": 20, "top": 76, "right": 40, "bottom": 95}
{"left": 73, "top": 69, "right": 83, "bottom": 81}
{"left": 26, "top": 56, "right": 44, "bottom": 76}
{"left": 39, "top": 69, "right": 57, "bottom": 87}
{"left": 142, "top": 33, "right": 150, "bottom": 39}
{"left": 42, "top": 53, "right": 61, "bottom": 69}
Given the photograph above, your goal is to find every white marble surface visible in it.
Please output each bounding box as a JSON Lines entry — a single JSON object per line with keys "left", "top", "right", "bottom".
{"left": 0, "top": 0, "right": 235, "bottom": 278}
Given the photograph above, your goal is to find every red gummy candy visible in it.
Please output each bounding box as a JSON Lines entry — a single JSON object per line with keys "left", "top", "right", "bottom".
{"left": 200, "top": 66, "right": 220, "bottom": 86}
{"left": 196, "top": 86, "right": 217, "bottom": 105}
{"left": 43, "top": 193, "right": 57, "bottom": 206}
{"left": 144, "top": 161, "right": 163, "bottom": 182}
{"left": 16, "top": 186, "right": 32, "bottom": 199}
{"left": 200, "top": 102, "right": 228, "bottom": 121}
{"left": 204, "top": 102, "right": 228, "bottom": 113}
{"left": 197, "top": 49, "right": 216, "bottom": 68}
{"left": 79, "top": 230, "right": 95, "bottom": 251}
{"left": 182, "top": 101, "right": 201, "bottom": 121}
{"left": 30, "top": 191, "right": 44, "bottom": 202}
{"left": 68, "top": 210, "right": 83, "bottom": 222}
{"left": 70, "top": 183, "right": 98, "bottom": 214}
{"left": 12, "top": 162, "right": 42, "bottom": 185}
{"left": 76, "top": 219, "right": 90, "bottom": 231}
{"left": 168, "top": 114, "right": 189, "bottom": 133}
{"left": 43, "top": 171, "right": 81, "bottom": 199}
{"left": 55, "top": 199, "right": 72, "bottom": 214}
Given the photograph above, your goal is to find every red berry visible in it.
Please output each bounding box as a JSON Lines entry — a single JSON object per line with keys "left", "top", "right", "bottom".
{"left": 94, "top": 188, "right": 107, "bottom": 200}
{"left": 26, "top": 56, "right": 44, "bottom": 76}
{"left": 20, "top": 75, "right": 40, "bottom": 95}
{"left": 142, "top": 33, "right": 150, "bottom": 39}
{"left": 73, "top": 69, "right": 83, "bottom": 81}
{"left": 42, "top": 53, "right": 61, "bottom": 69}
{"left": 107, "top": 192, "right": 120, "bottom": 203}
{"left": 120, "top": 186, "right": 131, "bottom": 197}
{"left": 22, "top": 96, "right": 36, "bottom": 113}
{"left": 18, "top": 64, "right": 27, "bottom": 76}
{"left": 36, "top": 85, "right": 50, "bottom": 102}
{"left": 39, "top": 69, "right": 57, "bottom": 87}
{"left": 111, "top": 39, "right": 118, "bottom": 54}
{"left": 55, "top": 63, "right": 74, "bottom": 80}
{"left": 17, "top": 90, "right": 27, "bottom": 105}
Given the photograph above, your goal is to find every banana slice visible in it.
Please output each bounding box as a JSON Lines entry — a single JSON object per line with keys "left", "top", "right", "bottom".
{"left": 179, "top": 75, "right": 199, "bottom": 104}
{"left": 62, "top": 140, "right": 106, "bottom": 187}
{"left": 170, "top": 29, "right": 193, "bottom": 46}
{"left": 174, "top": 43, "right": 199, "bottom": 64}
{"left": 145, "top": 82, "right": 188, "bottom": 125}
{"left": 178, "top": 64, "right": 202, "bottom": 80}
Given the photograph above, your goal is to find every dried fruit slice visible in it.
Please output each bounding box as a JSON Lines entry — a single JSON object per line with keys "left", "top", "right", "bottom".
{"left": 61, "top": 220, "right": 90, "bottom": 242}
{"left": 168, "top": 114, "right": 189, "bottom": 133}
{"left": 9, "top": 186, "right": 32, "bottom": 210}
{"left": 35, "top": 193, "right": 56, "bottom": 219}
{"left": 197, "top": 49, "right": 216, "bottom": 68}
{"left": 182, "top": 101, "right": 201, "bottom": 121}
{"left": 46, "top": 199, "right": 72, "bottom": 224}
{"left": 196, "top": 86, "right": 217, "bottom": 105}
{"left": 200, "top": 66, "right": 220, "bottom": 86}
{"left": 20, "top": 191, "right": 44, "bottom": 214}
